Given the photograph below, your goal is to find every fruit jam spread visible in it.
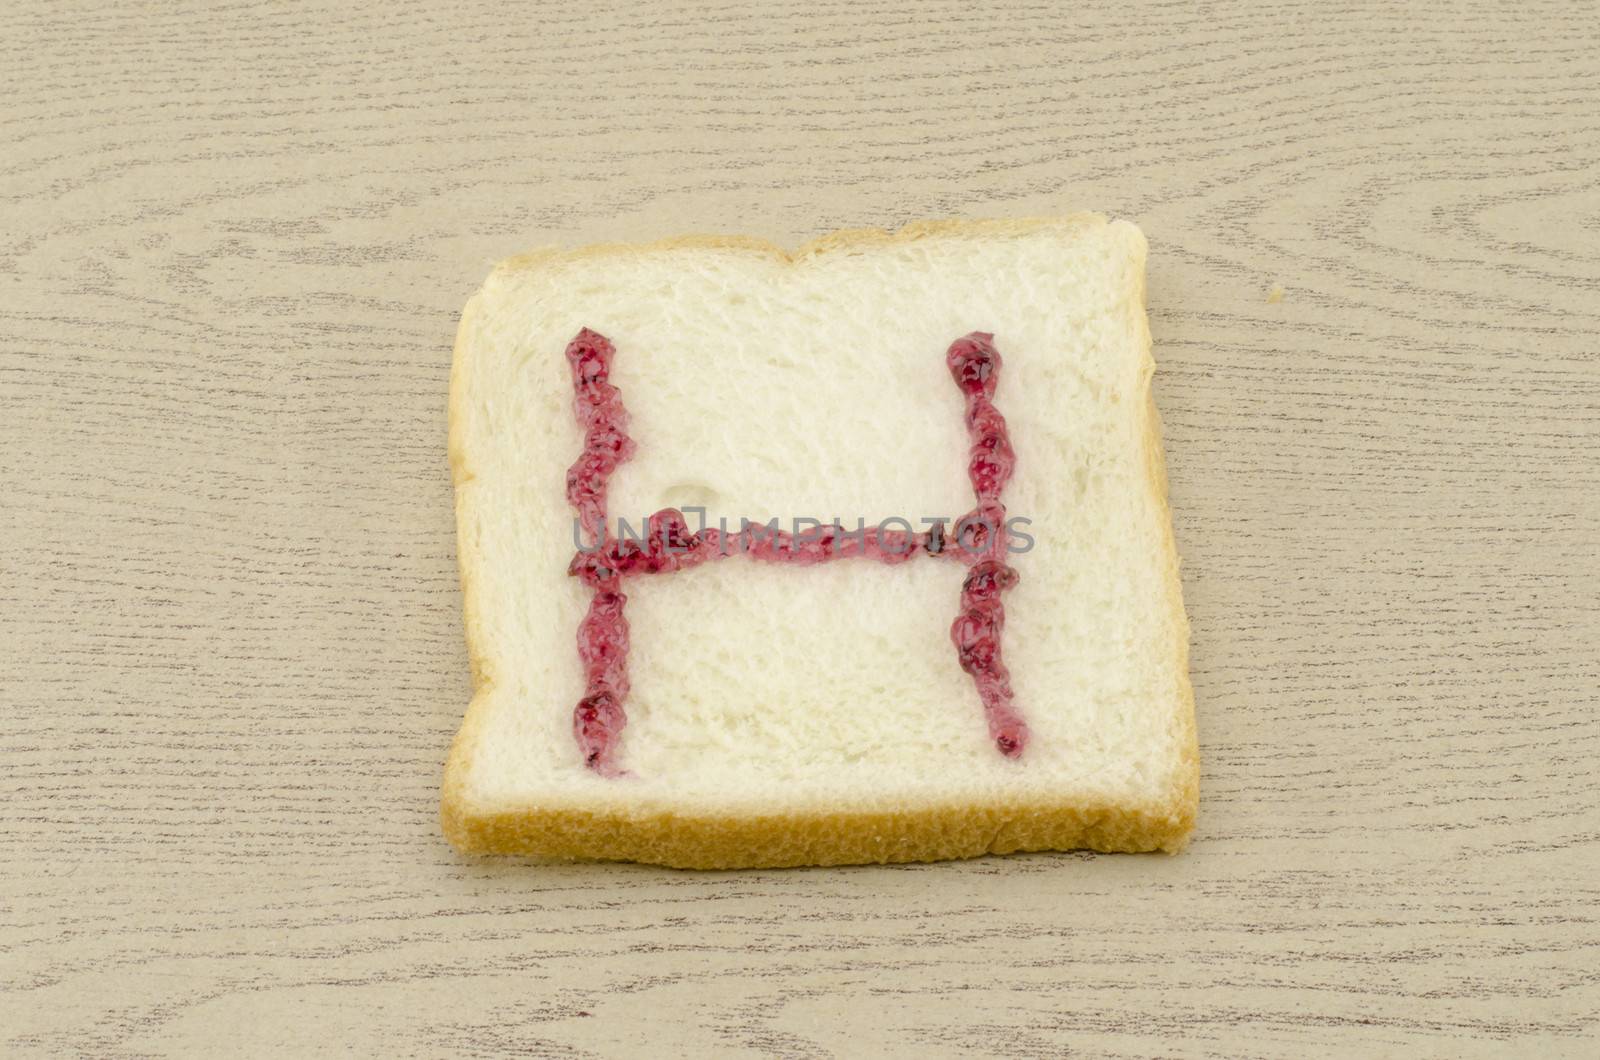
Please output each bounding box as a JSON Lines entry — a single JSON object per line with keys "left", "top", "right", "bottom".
{"left": 562, "top": 328, "right": 1026, "bottom": 774}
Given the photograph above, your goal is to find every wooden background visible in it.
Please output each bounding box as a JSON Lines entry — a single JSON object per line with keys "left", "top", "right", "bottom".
{"left": 3, "top": 1, "right": 1597, "bottom": 1055}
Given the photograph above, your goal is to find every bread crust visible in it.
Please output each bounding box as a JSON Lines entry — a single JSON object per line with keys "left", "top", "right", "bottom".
{"left": 444, "top": 795, "right": 1191, "bottom": 870}
{"left": 442, "top": 215, "right": 1198, "bottom": 868}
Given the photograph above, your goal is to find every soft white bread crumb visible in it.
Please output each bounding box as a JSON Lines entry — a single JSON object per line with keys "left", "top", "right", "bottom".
{"left": 444, "top": 216, "right": 1198, "bottom": 867}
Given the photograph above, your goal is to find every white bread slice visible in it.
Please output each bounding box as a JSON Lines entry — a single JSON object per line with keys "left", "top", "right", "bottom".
{"left": 443, "top": 216, "right": 1197, "bottom": 868}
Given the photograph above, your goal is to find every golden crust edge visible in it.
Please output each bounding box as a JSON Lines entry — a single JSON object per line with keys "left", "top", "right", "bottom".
{"left": 442, "top": 292, "right": 496, "bottom": 853}
{"left": 1127, "top": 225, "right": 1201, "bottom": 852}
{"left": 446, "top": 796, "right": 1192, "bottom": 870}
{"left": 441, "top": 214, "right": 1198, "bottom": 866}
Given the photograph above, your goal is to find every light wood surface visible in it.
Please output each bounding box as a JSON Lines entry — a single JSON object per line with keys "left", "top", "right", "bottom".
{"left": 4, "top": 2, "right": 1597, "bottom": 1056}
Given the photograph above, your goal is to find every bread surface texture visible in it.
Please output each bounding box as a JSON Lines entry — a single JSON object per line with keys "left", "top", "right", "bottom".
{"left": 444, "top": 215, "right": 1197, "bottom": 869}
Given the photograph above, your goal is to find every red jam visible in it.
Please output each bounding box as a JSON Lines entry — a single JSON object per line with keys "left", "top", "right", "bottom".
{"left": 563, "top": 328, "right": 1027, "bottom": 772}
{"left": 945, "top": 333, "right": 1027, "bottom": 756}
{"left": 563, "top": 329, "right": 635, "bottom": 774}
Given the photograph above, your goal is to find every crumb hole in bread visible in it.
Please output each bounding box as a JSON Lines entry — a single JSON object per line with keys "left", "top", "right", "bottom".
{"left": 658, "top": 481, "right": 721, "bottom": 511}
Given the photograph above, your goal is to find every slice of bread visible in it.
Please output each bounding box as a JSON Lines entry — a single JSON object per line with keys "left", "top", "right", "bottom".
{"left": 443, "top": 215, "right": 1197, "bottom": 868}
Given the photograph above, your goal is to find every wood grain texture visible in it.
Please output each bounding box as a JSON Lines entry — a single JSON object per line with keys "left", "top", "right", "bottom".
{"left": 2, "top": 0, "right": 1597, "bottom": 1055}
